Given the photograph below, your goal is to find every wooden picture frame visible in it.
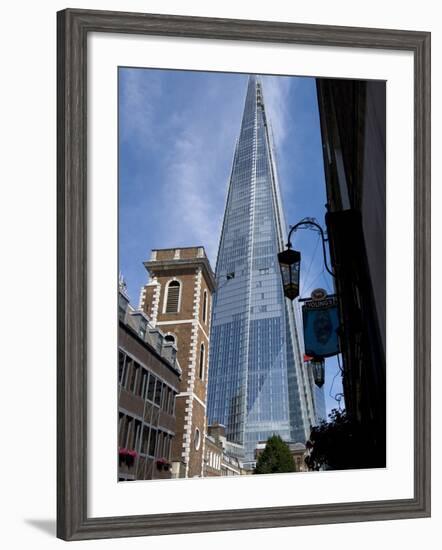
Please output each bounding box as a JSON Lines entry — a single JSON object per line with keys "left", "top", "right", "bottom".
{"left": 57, "top": 8, "right": 431, "bottom": 541}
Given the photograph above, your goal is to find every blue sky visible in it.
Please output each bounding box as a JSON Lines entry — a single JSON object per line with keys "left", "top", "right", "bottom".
{"left": 119, "top": 67, "right": 344, "bottom": 417}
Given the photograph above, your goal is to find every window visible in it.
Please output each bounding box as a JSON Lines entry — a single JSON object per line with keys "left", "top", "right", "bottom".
{"left": 154, "top": 381, "right": 162, "bottom": 406}
{"left": 118, "top": 351, "right": 125, "bottom": 384}
{"left": 149, "top": 429, "right": 157, "bottom": 456}
{"left": 147, "top": 374, "right": 156, "bottom": 402}
{"left": 161, "top": 385, "right": 169, "bottom": 410}
{"left": 169, "top": 391, "right": 176, "bottom": 415}
{"left": 140, "top": 370, "right": 148, "bottom": 399}
{"left": 157, "top": 431, "right": 164, "bottom": 457}
{"left": 199, "top": 343, "right": 205, "bottom": 379}
{"left": 165, "top": 386, "right": 172, "bottom": 414}
{"left": 165, "top": 434, "right": 172, "bottom": 460}
{"left": 165, "top": 280, "right": 180, "bottom": 313}
{"left": 124, "top": 357, "right": 134, "bottom": 391}
{"left": 141, "top": 425, "right": 150, "bottom": 454}
{"left": 194, "top": 428, "right": 201, "bottom": 451}
{"left": 118, "top": 413, "right": 126, "bottom": 447}
{"left": 134, "top": 419, "right": 142, "bottom": 451}
{"left": 202, "top": 290, "right": 208, "bottom": 323}
{"left": 128, "top": 361, "right": 140, "bottom": 394}
{"left": 125, "top": 416, "right": 134, "bottom": 448}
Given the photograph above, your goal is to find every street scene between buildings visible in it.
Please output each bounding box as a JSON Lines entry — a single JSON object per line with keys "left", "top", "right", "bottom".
{"left": 118, "top": 69, "right": 386, "bottom": 481}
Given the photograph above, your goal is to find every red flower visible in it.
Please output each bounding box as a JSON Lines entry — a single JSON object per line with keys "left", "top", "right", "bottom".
{"left": 118, "top": 448, "right": 137, "bottom": 467}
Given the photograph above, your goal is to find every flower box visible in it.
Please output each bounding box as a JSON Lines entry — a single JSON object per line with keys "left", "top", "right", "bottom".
{"left": 156, "top": 457, "right": 171, "bottom": 471}
{"left": 119, "top": 448, "right": 138, "bottom": 468}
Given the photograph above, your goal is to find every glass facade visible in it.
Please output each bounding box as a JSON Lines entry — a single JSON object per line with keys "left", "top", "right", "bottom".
{"left": 314, "top": 385, "right": 327, "bottom": 423}
{"left": 207, "top": 76, "right": 317, "bottom": 463}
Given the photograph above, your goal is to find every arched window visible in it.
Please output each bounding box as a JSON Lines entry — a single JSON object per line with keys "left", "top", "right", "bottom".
{"left": 164, "top": 334, "right": 175, "bottom": 345}
{"left": 165, "top": 280, "right": 180, "bottom": 313}
{"left": 199, "top": 343, "right": 205, "bottom": 379}
{"left": 202, "top": 290, "right": 208, "bottom": 323}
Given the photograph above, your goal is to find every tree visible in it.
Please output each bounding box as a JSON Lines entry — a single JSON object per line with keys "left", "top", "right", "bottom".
{"left": 305, "top": 409, "right": 381, "bottom": 471}
{"left": 254, "top": 435, "right": 295, "bottom": 474}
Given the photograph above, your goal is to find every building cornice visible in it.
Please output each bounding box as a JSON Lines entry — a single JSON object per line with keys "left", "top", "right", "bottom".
{"left": 144, "top": 257, "right": 216, "bottom": 292}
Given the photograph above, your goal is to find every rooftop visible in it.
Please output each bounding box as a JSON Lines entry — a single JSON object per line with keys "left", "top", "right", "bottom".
{"left": 144, "top": 246, "right": 216, "bottom": 292}
{"left": 119, "top": 287, "right": 182, "bottom": 376}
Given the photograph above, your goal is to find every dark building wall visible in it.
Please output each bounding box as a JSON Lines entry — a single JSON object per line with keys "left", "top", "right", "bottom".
{"left": 360, "top": 83, "right": 386, "bottom": 353}
{"left": 316, "top": 78, "right": 386, "bottom": 467}
{"left": 317, "top": 80, "right": 386, "bottom": 345}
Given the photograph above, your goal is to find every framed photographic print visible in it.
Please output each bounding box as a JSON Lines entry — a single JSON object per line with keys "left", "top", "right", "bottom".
{"left": 57, "top": 8, "right": 431, "bottom": 541}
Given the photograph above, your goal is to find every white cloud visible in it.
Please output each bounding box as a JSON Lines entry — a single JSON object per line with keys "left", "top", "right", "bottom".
{"left": 154, "top": 79, "right": 246, "bottom": 268}
{"left": 261, "top": 75, "right": 293, "bottom": 150}
{"left": 157, "top": 75, "right": 295, "bottom": 269}
{"left": 121, "top": 71, "right": 294, "bottom": 274}
{"left": 119, "top": 69, "right": 162, "bottom": 149}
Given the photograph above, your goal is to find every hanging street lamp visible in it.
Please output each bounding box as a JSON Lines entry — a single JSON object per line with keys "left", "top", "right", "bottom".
{"left": 281, "top": 219, "right": 340, "bottom": 394}
{"left": 277, "top": 248, "right": 301, "bottom": 300}
{"left": 278, "top": 218, "right": 335, "bottom": 301}
{"left": 310, "top": 357, "right": 325, "bottom": 388}
{"left": 304, "top": 354, "right": 326, "bottom": 389}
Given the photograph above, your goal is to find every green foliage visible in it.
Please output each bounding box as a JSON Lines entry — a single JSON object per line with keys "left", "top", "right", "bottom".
{"left": 254, "top": 435, "right": 295, "bottom": 474}
{"left": 305, "top": 409, "right": 383, "bottom": 471}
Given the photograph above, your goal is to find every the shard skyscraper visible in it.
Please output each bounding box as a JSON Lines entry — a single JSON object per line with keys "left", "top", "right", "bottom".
{"left": 207, "top": 76, "right": 317, "bottom": 465}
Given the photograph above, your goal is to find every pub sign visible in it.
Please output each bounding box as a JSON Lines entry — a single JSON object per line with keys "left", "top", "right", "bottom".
{"left": 302, "top": 289, "right": 340, "bottom": 359}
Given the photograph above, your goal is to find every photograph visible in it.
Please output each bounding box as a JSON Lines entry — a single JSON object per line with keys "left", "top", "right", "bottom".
{"left": 55, "top": 7, "right": 430, "bottom": 540}
{"left": 117, "top": 68, "right": 386, "bottom": 482}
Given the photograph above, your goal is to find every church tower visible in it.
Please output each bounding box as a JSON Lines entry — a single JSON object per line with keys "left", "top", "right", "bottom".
{"left": 140, "top": 247, "right": 216, "bottom": 478}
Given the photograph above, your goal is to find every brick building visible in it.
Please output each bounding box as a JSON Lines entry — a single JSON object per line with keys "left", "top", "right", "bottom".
{"left": 118, "top": 282, "right": 181, "bottom": 481}
{"left": 140, "top": 247, "right": 216, "bottom": 478}
{"left": 204, "top": 434, "right": 224, "bottom": 477}
{"left": 204, "top": 423, "right": 245, "bottom": 477}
